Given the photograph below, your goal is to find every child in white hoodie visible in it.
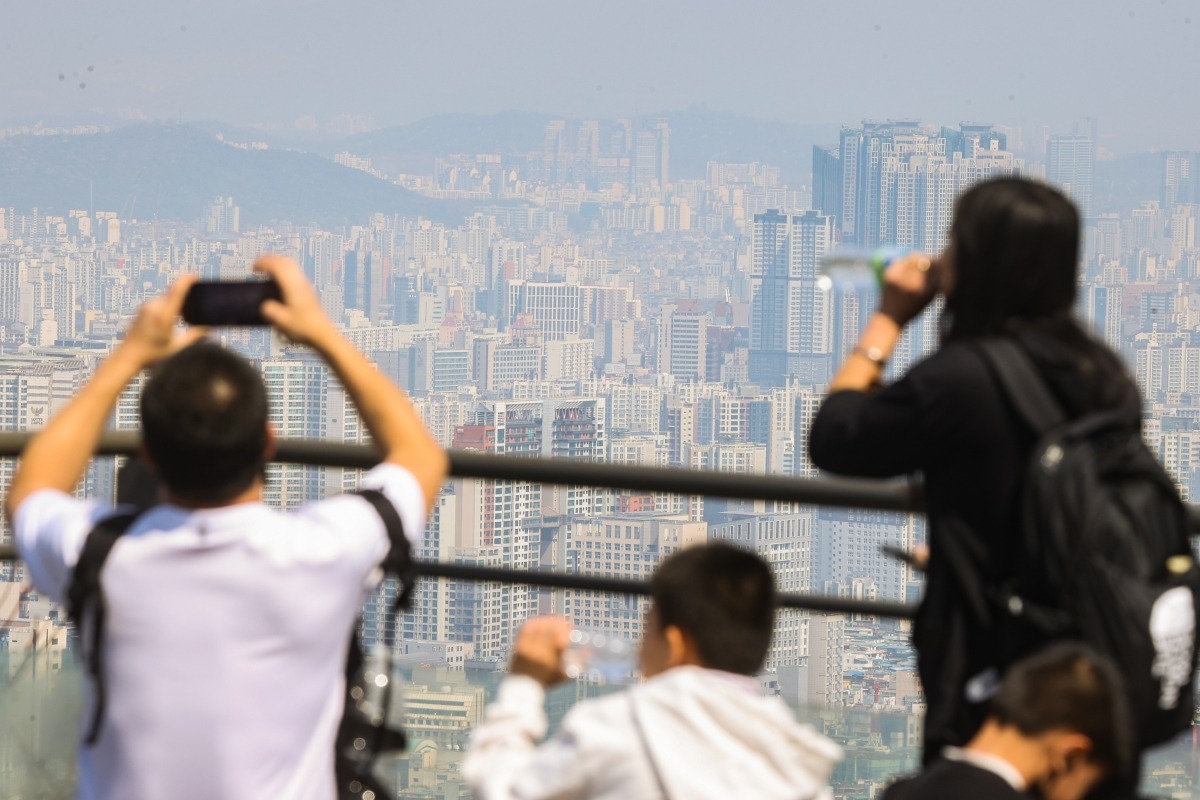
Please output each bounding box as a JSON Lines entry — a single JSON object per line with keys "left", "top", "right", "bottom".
{"left": 464, "top": 542, "right": 843, "bottom": 800}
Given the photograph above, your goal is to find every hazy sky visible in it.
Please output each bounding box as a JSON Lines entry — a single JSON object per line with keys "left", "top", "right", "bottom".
{"left": 1, "top": 0, "right": 1196, "bottom": 152}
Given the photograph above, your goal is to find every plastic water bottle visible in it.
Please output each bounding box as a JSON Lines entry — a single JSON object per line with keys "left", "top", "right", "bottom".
{"left": 816, "top": 246, "right": 910, "bottom": 293}
{"left": 562, "top": 628, "right": 638, "bottom": 685}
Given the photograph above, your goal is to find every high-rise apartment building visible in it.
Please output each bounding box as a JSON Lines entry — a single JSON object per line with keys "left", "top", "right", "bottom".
{"left": 204, "top": 196, "right": 240, "bottom": 236}
{"left": 343, "top": 250, "right": 365, "bottom": 317}
{"left": 1047, "top": 135, "right": 1095, "bottom": 219}
{"left": 812, "top": 145, "right": 842, "bottom": 230}
{"left": 446, "top": 421, "right": 542, "bottom": 658}
{"left": 0, "top": 355, "right": 89, "bottom": 551}
{"left": 748, "top": 209, "right": 833, "bottom": 386}
{"left": 632, "top": 120, "right": 670, "bottom": 189}
{"left": 406, "top": 398, "right": 607, "bottom": 658}
{"left": 473, "top": 336, "right": 543, "bottom": 392}
{"left": 544, "top": 338, "right": 594, "bottom": 382}
{"left": 1163, "top": 151, "right": 1200, "bottom": 209}
{"left": 815, "top": 509, "right": 912, "bottom": 604}
{"left": 503, "top": 281, "right": 583, "bottom": 340}
{"left": 257, "top": 354, "right": 365, "bottom": 511}
{"left": 658, "top": 305, "right": 709, "bottom": 381}
{"left": 831, "top": 121, "right": 1022, "bottom": 248}
{"left": 781, "top": 614, "right": 847, "bottom": 708}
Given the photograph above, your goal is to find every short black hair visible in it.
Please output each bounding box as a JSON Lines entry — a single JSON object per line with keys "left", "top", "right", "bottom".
{"left": 650, "top": 542, "right": 776, "bottom": 675}
{"left": 989, "top": 643, "right": 1133, "bottom": 775}
{"left": 140, "top": 342, "right": 269, "bottom": 504}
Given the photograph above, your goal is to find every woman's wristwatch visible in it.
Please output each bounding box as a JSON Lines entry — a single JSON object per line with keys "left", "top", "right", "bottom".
{"left": 851, "top": 345, "right": 888, "bottom": 368}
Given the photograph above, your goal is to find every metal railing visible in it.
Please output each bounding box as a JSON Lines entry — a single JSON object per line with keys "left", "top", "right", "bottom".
{"left": 0, "top": 430, "right": 927, "bottom": 619}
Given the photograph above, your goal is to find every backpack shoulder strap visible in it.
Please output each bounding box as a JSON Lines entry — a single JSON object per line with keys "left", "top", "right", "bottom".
{"left": 66, "top": 508, "right": 142, "bottom": 747}
{"left": 352, "top": 488, "right": 417, "bottom": 613}
{"left": 336, "top": 490, "right": 415, "bottom": 797}
{"left": 974, "top": 338, "right": 1066, "bottom": 436}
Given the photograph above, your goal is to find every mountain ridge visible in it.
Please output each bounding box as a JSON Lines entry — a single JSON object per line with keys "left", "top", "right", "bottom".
{"left": 0, "top": 124, "right": 474, "bottom": 228}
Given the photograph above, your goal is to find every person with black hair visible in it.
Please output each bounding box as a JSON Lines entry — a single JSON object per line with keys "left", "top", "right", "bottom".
{"left": 6, "top": 256, "right": 447, "bottom": 800}
{"left": 882, "top": 643, "right": 1133, "bottom": 800}
{"left": 463, "top": 542, "right": 842, "bottom": 800}
{"left": 807, "top": 177, "right": 1143, "bottom": 759}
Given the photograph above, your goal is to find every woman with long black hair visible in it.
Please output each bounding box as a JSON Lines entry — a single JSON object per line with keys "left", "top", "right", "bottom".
{"left": 808, "top": 177, "right": 1141, "bottom": 763}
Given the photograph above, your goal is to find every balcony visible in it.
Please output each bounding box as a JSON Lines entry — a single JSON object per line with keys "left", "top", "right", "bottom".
{"left": 0, "top": 431, "right": 1197, "bottom": 799}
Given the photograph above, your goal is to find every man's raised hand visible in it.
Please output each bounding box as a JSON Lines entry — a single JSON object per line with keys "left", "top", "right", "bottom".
{"left": 122, "top": 275, "right": 208, "bottom": 368}
{"left": 254, "top": 255, "right": 337, "bottom": 347}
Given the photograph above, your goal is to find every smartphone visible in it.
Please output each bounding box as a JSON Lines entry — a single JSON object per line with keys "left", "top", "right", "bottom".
{"left": 182, "top": 280, "right": 282, "bottom": 326}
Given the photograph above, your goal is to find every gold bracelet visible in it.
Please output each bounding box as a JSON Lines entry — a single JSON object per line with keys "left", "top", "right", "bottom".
{"left": 851, "top": 345, "right": 887, "bottom": 368}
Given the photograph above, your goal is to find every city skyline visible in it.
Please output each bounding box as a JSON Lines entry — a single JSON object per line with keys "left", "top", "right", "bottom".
{"left": 2, "top": 95, "right": 1199, "bottom": 799}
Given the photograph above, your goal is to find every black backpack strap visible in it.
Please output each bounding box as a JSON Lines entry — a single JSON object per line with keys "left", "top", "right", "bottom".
{"left": 353, "top": 488, "right": 417, "bottom": 616}
{"left": 66, "top": 509, "right": 142, "bottom": 747}
{"left": 975, "top": 338, "right": 1066, "bottom": 435}
{"left": 337, "top": 490, "right": 416, "bottom": 798}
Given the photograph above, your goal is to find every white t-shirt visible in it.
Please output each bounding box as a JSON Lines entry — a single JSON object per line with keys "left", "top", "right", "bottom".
{"left": 14, "top": 463, "right": 426, "bottom": 800}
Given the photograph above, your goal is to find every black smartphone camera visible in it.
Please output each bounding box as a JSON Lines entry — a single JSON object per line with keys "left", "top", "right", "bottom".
{"left": 182, "top": 280, "right": 282, "bottom": 326}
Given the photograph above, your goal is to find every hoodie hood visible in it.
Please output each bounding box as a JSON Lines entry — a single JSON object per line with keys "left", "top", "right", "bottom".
{"left": 630, "top": 666, "right": 843, "bottom": 800}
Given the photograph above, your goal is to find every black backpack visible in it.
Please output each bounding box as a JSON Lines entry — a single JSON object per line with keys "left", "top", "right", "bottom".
{"left": 978, "top": 338, "right": 1200, "bottom": 749}
{"left": 65, "top": 488, "right": 416, "bottom": 800}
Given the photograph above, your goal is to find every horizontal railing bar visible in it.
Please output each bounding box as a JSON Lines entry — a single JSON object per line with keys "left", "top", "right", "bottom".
{"left": 449, "top": 450, "right": 923, "bottom": 512}
{"left": 0, "top": 430, "right": 922, "bottom": 511}
{"left": 0, "top": 431, "right": 919, "bottom": 618}
{"left": 1, "top": 429, "right": 1196, "bottom": 620}
{"left": 416, "top": 561, "right": 915, "bottom": 617}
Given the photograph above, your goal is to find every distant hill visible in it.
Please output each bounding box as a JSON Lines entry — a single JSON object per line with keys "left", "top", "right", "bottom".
{"left": 3, "top": 120, "right": 1164, "bottom": 228}
{"left": 340, "top": 111, "right": 553, "bottom": 172}
{"left": 1094, "top": 152, "right": 1165, "bottom": 214}
{"left": 664, "top": 111, "right": 838, "bottom": 185}
{"left": 0, "top": 124, "right": 473, "bottom": 227}
{"left": 337, "top": 110, "right": 839, "bottom": 185}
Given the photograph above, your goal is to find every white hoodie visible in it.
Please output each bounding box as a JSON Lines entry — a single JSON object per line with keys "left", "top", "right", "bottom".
{"left": 463, "top": 666, "right": 843, "bottom": 800}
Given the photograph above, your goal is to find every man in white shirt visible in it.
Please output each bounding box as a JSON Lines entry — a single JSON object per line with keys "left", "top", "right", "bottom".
{"left": 463, "top": 542, "right": 843, "bottom": 800}
{"left": 7, "top": 255, "right": 448, "bottom": 800}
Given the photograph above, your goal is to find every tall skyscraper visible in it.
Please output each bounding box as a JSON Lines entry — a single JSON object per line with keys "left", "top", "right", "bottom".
{"left": 540, "top": 120, "right": 569, "bottom": 185}
{"left": 1047, "top": 135, "right": 1095, "bottom": 219}
{"left": 658, "top": 304, "right": 709, "bottom": 381}
{"left": 814, "top": 508, "right": 912, "bottom": 603}
{"left": 748, "top": 210, "right": 834, "bottom": 386}
{"left": 503, "top": 281, "right": 583, "bottom": 340}
{"left": 631, "top": 119, "right": 670, "bottom": 189}
{"left": 342, "top": 248, "right": 386, "bottom": 321}
{"left": 1078, "top": 283, "right": 1123, "bottom": 352}
{"left": 0, "top": 257, "right": 22, "bottom": 324}
{"left": 1163, "top": 151, "right": 1200, "bottom": 209}
{"left": 812, "top": 145, "right": 842, "bottom": 230}
{"left": 0, "top": 355, "right": 88, "bottom": 551}
{"left": 257, "top": 354, "right": 363, "bottom": 511}
{"left": 831, "top": 121, "right": 1023, "bottom": 248}
{"left": 404, "top": 398, "right": 608, "bottom": 658}
{"left": 204, "top": 196, "right": 240, "bottom": 236}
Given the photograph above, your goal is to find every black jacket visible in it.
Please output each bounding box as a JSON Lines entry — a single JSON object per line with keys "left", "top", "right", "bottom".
{"left": 809, "top": 331, "right": 1139, "bottom": 757}
{"left": 882, "top": 760, "right": 1029, "bottom": 800}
